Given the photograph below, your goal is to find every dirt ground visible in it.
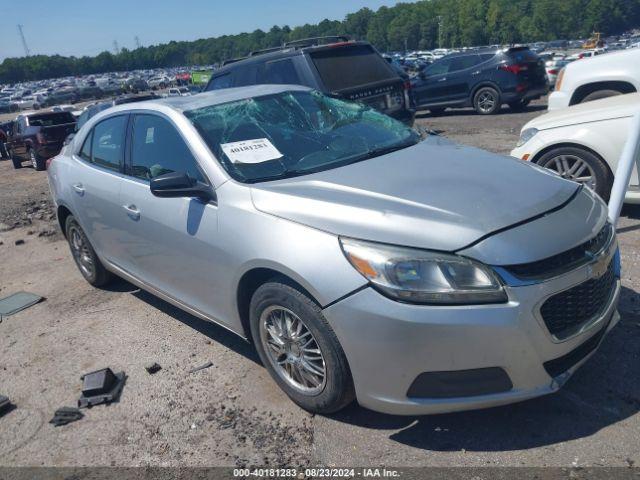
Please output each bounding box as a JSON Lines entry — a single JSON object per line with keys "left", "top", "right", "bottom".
{"left": 0, "top": 98, "right": 639, "bottom": 469}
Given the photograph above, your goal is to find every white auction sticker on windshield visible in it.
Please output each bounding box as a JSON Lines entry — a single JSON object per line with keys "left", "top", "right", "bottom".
{"left": 220, "top": 138, "right": 283, "bottom": 164}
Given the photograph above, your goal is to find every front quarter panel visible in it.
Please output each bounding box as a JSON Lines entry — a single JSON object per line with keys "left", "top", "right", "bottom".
{"left": 211, "top": 181, "right": 368, "bottom": 330}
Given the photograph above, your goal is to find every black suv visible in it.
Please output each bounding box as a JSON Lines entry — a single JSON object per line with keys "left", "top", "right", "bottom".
{"left": 411, "top": 47, "right": 548, "bottom": 115}
{"left": 205, "top": 36, "right": 414, "bottom": 124}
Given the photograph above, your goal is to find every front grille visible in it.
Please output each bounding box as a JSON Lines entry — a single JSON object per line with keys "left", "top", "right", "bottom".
{"left": 505, "top": 223, "right": 612, "bottom": 280}
{"left": 540, "top": 259, "right": 616, "bottom": 339}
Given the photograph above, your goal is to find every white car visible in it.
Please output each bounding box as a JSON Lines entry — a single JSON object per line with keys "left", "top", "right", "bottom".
{"left": 15, "top": 96, "right": 40, "bottom": 110}
{"left": 549, "top": 49, "right": 639, "bottom": 110}
{"left": 165, "top": 87, "right": 191, "bottom": 97}
{"left": 512, "top": 93, "right": 640, "bottom": 203}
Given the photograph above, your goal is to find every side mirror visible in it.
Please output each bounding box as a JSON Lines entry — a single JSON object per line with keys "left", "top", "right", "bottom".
{"left": 150, "top": 171, "right": 214, "bottom": 201}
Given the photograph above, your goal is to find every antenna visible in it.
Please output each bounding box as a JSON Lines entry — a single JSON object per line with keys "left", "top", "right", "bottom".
{"left": 17, "top": 24, "right": 31, "bottom": 56}
{"left": 134, "top": 36, "right": 141, "bottom": 49}
{"left": 113, "top": 40, "right": 120, "bottom": 55}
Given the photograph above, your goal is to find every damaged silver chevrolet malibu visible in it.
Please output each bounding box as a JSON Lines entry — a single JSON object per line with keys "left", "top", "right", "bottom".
{"left": 48, "top": 85, "right": 620, "bottom": 415}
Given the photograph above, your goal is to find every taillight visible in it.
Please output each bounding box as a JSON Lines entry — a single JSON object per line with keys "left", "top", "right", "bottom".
{"left": 548, "top": 69, "right": 558, "bottom": 75}
{"left": 516, "top": 83, "right": 527, "bottom": 93}
{"left": 499, "top": 64, "right": 528, "bottom": 74}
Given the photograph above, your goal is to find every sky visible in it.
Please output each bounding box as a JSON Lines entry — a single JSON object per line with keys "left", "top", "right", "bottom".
{"left": 0, "top": 0, "right": 401, "bottom": 61}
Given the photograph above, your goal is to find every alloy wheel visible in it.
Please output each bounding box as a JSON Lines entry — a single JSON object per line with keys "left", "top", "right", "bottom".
{"left": 69, "top": 226, "right": 95, "bottom": 278}
{"left": 544, "top": 154, "right": 596, "bottom": 191}
{"left": 259, "top": 305, "right": 326, "bottom": 395}
{"left": 477, "top": 91, "right": 496, "bottom": 113}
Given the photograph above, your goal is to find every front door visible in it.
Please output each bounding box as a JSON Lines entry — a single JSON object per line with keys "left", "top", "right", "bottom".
{"left": 117, "top": 113, "right": 223, "bottom": 319}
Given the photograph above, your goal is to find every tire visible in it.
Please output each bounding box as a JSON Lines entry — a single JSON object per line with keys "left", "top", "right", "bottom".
{"left": 29, "top": 149, "right": 46, "bottom": 171}
{"left": 473, "top": 86, "right": 501, "bottom": 115}
{"left": 581, "top": 89, "right": 623, "bottom": 104}
{"left": 536, "top": 146, "right": 612, "bottom": 201}
{"left": 9, "top": 149, "right": 22, "bottom": 169}
{"left": 65, "top": 215, "right": 113, "bottom": 287}
{"left": 429, "top": 107, "right": 446, "bottom": 116}
{"left": 250, "top": 279, "right": 355, "bottom": 414}
{"left": 508, "top": 99, "right": 530, "bottom": 111}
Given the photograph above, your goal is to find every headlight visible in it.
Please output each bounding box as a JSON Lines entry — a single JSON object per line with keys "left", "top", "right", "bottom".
{"left": 340, "top": 238, "right": 507, "bottom": 305}
{"left": 516, "top": 127, "right": 538, "bottom": 148}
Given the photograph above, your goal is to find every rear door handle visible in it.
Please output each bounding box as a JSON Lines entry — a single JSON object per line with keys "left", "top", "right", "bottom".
{"left": 122, "top": 204, "right": 140, "bottom": 221}
{"left": 72, "top": 183, "right": 85, "bottom": 196}
{"left": 437, "top": 77, "right": 447, "bottom": 82}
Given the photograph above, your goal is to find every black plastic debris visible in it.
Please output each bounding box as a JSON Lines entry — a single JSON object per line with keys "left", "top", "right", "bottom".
{"left": 145, "top": 362, "right": 162, "bottom": 374}
{"left": 0, "top": 395, "right": 12, "bottom": 416}
{"left": 189, "top": 361, "right": 213, "bottom": 374}
{"left": 78, "top": 367, "right": 126, "bottom": 408}
{"left": 49, "top": 407, "right": 84, "bottom": 426}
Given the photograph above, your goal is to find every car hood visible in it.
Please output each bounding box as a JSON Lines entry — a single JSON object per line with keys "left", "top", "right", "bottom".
{"left": 526, "top": 93, "right": 640, "bottom": 131}
{"left": 250, "top": 137, "right": 579, "bottom": 252}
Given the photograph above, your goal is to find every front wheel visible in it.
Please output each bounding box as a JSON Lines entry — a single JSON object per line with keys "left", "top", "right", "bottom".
{"left": 536, "top": 146, "right": 612, "bottom": 201}
{"left": 65, "top": 215, "right": 113, "bottom": 287}
{"left": 473, "top": 87, "right": 501, "bottom": 115}
{"left": 9, "top": 149, "right": 22, "bottom": 169}
{"left": 250, "top": 279, "right": 355, "bottom": 414}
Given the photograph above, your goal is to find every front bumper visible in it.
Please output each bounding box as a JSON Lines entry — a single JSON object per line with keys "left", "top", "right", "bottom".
{"left": 323, "top": 248, "right": 620, "bottom": 415}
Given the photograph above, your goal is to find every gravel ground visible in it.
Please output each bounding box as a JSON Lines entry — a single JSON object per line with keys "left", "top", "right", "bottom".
{"left": 0, "top": 97, "right": 639, "bottom": 469}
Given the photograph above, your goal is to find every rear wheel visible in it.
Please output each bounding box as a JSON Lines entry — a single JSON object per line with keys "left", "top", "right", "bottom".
{"left": 536, "top": 146, "right": 612, "bottom": 201}
{"left": 9, "top": 149, "right": 22, "bottom": 169}
{"left": 250, "top": 279, "right": 355, "bottom": 414}
{"left": 473, "top": 87, "right": 501, "bottom": 114}
{"left": 65, "top": 215, "right": 113, "bottom": 287}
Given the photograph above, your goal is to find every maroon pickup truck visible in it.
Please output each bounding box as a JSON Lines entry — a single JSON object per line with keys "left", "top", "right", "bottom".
{"left": 7, "top": 111, "right": 76, "bottom": 170}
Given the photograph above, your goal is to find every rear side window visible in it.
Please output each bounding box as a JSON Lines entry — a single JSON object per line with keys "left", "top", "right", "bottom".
{"left": 208, "top": 73, "right": 232, "bottom": 90}
{"left": 310, "top": 44, "right": 397, "bottom": 91}
{"left": 90, "top": 115, "right": 127, "bottom": 171}
{"left": 449, "top": 55, "right": 481, "bottom": 72}
{"left": 129, "top": 114, "right": 205, "bottom": 182}
{"left": 263, "top": 59, "right": 301, "bottom": 85}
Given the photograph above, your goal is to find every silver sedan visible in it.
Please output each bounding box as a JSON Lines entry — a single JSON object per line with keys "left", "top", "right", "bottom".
{"left": 48, "top": 84, "right": 620, "bottom": 415}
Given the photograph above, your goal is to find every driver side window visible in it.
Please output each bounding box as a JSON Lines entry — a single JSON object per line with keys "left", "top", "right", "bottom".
{"left": 425, "top": 59, "right": 451, "bottom": 76}
{"left": 130, "top": 114, "right": 205, "bottom": 183}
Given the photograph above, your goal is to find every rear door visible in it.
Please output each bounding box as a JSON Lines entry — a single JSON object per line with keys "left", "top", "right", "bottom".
{"left": 118, "top": 113, "right": 222, "bottom": 317}
{"left": 69, "top": 114, "right": 129, "bottom": 263}
{"left": 442, "top": 54, "right": 483, "bottom": 103}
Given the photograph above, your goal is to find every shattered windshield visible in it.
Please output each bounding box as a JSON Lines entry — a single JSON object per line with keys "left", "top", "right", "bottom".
{"left": 184, "top": 90, "right": 419, "bottom": 183}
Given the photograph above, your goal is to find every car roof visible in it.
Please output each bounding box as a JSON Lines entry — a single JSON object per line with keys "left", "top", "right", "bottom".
{"left": 136, "top": 84, "right": 311, "bottom": 112}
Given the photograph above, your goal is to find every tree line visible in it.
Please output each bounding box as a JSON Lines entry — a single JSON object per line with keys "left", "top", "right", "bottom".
{"left": 1, "top": 0, "right": 639, "bottom": 83}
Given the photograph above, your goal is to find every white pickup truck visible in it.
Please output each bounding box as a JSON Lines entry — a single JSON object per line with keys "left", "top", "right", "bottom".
{"left": 548, "top": 48, "right": 640, "bottom": 110}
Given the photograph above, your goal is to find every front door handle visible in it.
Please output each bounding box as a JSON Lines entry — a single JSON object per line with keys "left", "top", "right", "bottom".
{"left": 471, "top": 70, "right": 481, "bottom": 76}
{"left": 72, "top": 183, "right": 85, "bottom": 196}
{"left": 122, "top": 204, "right": 140, "bottom": 221}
